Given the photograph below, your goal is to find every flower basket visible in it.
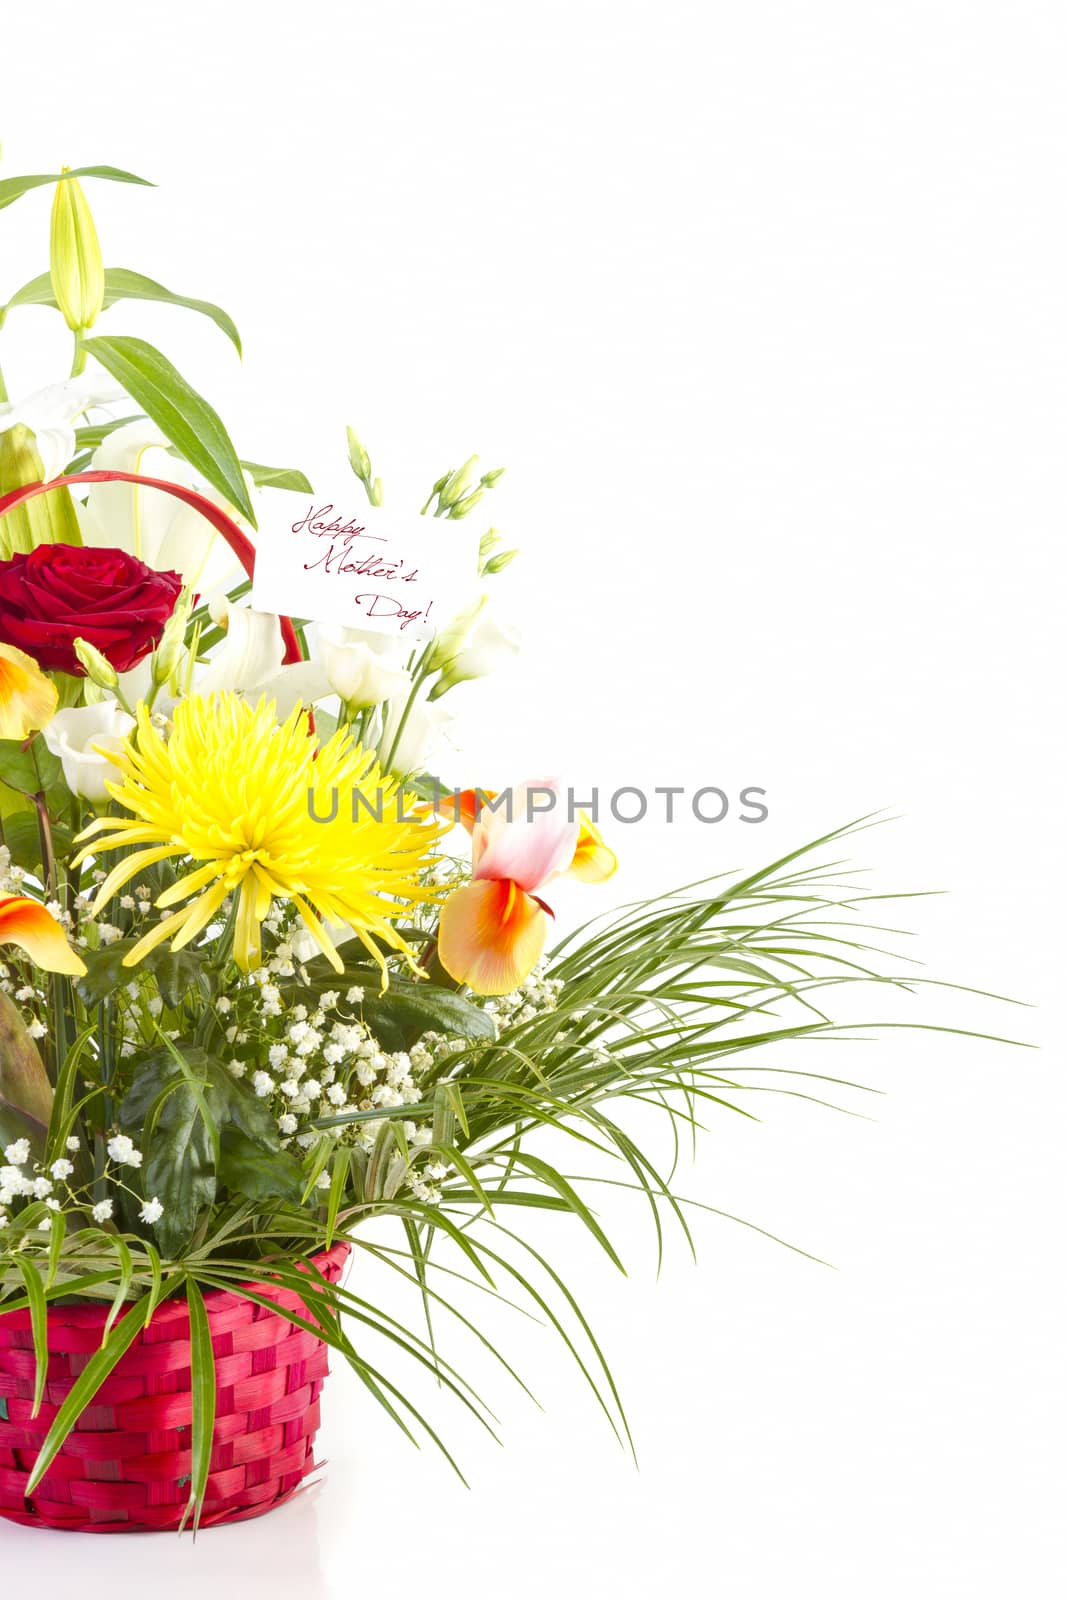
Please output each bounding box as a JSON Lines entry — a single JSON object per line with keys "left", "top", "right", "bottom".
{"left": 0, "top": 156, "right": 1010, "bottom": 1541}
{"left": 0, "top": 1244, "right": 349, "bottom": 1533}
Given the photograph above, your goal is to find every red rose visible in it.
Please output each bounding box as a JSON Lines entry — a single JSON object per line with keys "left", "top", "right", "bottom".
{"left": 0, "top": 544, "right": 182, "bottom": 677}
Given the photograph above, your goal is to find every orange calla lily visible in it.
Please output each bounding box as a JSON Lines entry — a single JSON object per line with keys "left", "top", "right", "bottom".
{"left": 0, "top": 643, "right": 57, "bottom": 741}
{"left": 0, "top": 896, "right": 86, "bottom": 976}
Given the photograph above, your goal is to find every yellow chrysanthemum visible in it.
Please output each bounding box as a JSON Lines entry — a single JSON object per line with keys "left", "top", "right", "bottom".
{"left": 74, "top": 692, "right": 442, "bottom": 978}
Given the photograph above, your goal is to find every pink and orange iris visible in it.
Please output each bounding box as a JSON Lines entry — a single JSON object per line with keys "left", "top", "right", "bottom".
{"left": 436, "top": 783, "right": 616, "bottom": 995}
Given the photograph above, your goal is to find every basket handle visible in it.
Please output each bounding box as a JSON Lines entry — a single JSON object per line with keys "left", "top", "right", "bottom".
{"left": 0, "top": 470, "right": 304, "bottom": 664}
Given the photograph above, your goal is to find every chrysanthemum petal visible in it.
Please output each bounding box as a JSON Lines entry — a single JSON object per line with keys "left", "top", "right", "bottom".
{"left": 121, "top": 905, "right": 198, "bottom": 968}
{"left": 155, "top": 859, "right": 226, "bottom": 908}
{"left": 168, "top": 878, "right": 232, "bottom": 952}
{"left": 86, "top": 690, "right": 440, "bottom": 976}
{"left": 90, "top": 845, "right": 183, "bottom": 912}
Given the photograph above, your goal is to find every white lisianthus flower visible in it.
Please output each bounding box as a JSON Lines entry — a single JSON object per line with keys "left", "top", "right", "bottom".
{"left": 42, "top": 701, "right": 135, "bottom": 802}
{"left": 317, "top": 625, "right": 412, "bottom": 710}
{"left": 430, "top": 599, "right": 520, "bottom": 697}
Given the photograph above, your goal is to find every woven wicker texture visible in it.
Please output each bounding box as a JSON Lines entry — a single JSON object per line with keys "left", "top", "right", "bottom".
{"left": 0, "top": 1243, "right": 349, "bottom": 1533}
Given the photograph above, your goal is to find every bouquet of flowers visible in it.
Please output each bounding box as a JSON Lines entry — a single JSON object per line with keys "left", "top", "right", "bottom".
{"left": 0, "top": 161, "right": 995, "bottom": 1535}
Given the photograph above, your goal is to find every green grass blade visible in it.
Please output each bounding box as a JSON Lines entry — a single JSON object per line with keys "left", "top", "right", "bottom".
{"left": 180, "top": 1279, "right": 216, "bottom": 1535}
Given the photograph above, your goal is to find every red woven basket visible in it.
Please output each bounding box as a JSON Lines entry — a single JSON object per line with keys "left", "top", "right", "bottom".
{"left": 0, "top": 1244, "right": 349, "bottom": 1533}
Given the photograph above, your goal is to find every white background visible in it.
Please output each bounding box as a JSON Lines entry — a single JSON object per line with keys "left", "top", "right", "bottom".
{"left": 2, "top": 2, "right": 1064, "bottom": 1594}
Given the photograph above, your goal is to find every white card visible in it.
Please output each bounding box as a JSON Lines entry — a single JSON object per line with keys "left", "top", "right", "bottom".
{"left": 250, "top": 492, "right": 479, "bottom": 640}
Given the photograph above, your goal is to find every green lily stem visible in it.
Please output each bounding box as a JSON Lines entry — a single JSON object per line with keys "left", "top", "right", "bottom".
{"left": 69, "top": 330, "right": 87, "bottom": 378}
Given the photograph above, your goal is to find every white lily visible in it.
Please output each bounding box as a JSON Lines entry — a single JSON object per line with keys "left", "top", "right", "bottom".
{"left": 196, "top": 599, "right": 332, "bottom": 718}
{"left": 42, "top": 701, "right": 135, "bottom": 801}
{"left": 78, "top": 420, "right": 247, "bottom": 591}
{"left": 0, "top": 378, "right": 125, "bottom": 482}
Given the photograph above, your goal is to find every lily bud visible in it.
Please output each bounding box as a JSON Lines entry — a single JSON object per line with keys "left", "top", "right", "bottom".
{"left": 484, "top": 547, "right": 519, "bottom": 575}
{"left": 480, "top": 467, "right": 506, "bottom": 488}
{"left": 49, "top": 171, "right": 105, "bottom": 334}
{"left": 73, "top": 636, "right": 118, "bottom": 690}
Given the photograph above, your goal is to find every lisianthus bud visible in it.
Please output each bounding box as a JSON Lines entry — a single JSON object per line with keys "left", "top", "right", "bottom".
{"left": 49, "top": 171, "right": 105, "bottom": 334}
{"left": 438, "top": 456, "right": 480, "bottom": 510}
{"left": 346, "top": 426, "right": 372, "bottom": 482}
{"left": 151, "top": 592, "right": 192, "bottom": 687}
{"left": 480, "top": 467, "right": 506, "bottom": 488}
{"left": 427, "top": 594, "right": 487, "bottom": 673}
{"left": 73, "top": 636, "right": 118, "bottom": 690}
{"left": 484, "top": 547, "right": 519, "bottom": 574}
{"left": 448, "top": 489, "right": 483, "bottom": 519}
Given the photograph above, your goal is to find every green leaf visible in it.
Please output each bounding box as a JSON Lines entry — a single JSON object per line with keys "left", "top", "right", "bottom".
{"left": 101, "top": 268, "right": 241, "bottom": 355}
{"left": 0, "top": 165, "right": 154, "bottom": 214}
{"left": 296, "top": 962, "right": 496, "bottom": 1051}
{"left": 14, "top": 1257, "right": 48, "bottom": 1416}
{"left": 2, "top": 268, "right": 241, "bottom": 360}
{"left": 73, "top": 415, "right": 145, "bottom": 450}
{"left": 510, "top": 1152, "right": 626, "bottom": 1272}
{"left": 0, "top": 272, "right": 56, "bottom": 314}
{"left": 79, "top": 334, "right": 255, "bottom": 525}
{"left": 119, "top": 1052, "right": 216, "bottom": 1256}
{"left": 75, "top": 940, "right": 212, "bottom": 1010}
{"left": 1, "top": 813, "right": 74, "bottom": 876}
{"left": 240, "top": 460, "right": 313, "bottom": 493}
{"left": 0, "top": 737, "right": 61, "bottom": 797}
{"left": 218, "top": 1127, "right": 303, "bottom": 1204}
{"left": 0, "top": 991, "right": 53, "bottom": 1131}
{"left": 74, "top": 942, "right": 141, "bottom": 1008}
{"left": 120, "top": 1047, "right": 302, "bottom": 1248}
{"left": 181, "top": 1279, "right": 216, "bottom": 1534}
{"left": 24, "top": 1293, "right": 156, "bottom": 1495}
